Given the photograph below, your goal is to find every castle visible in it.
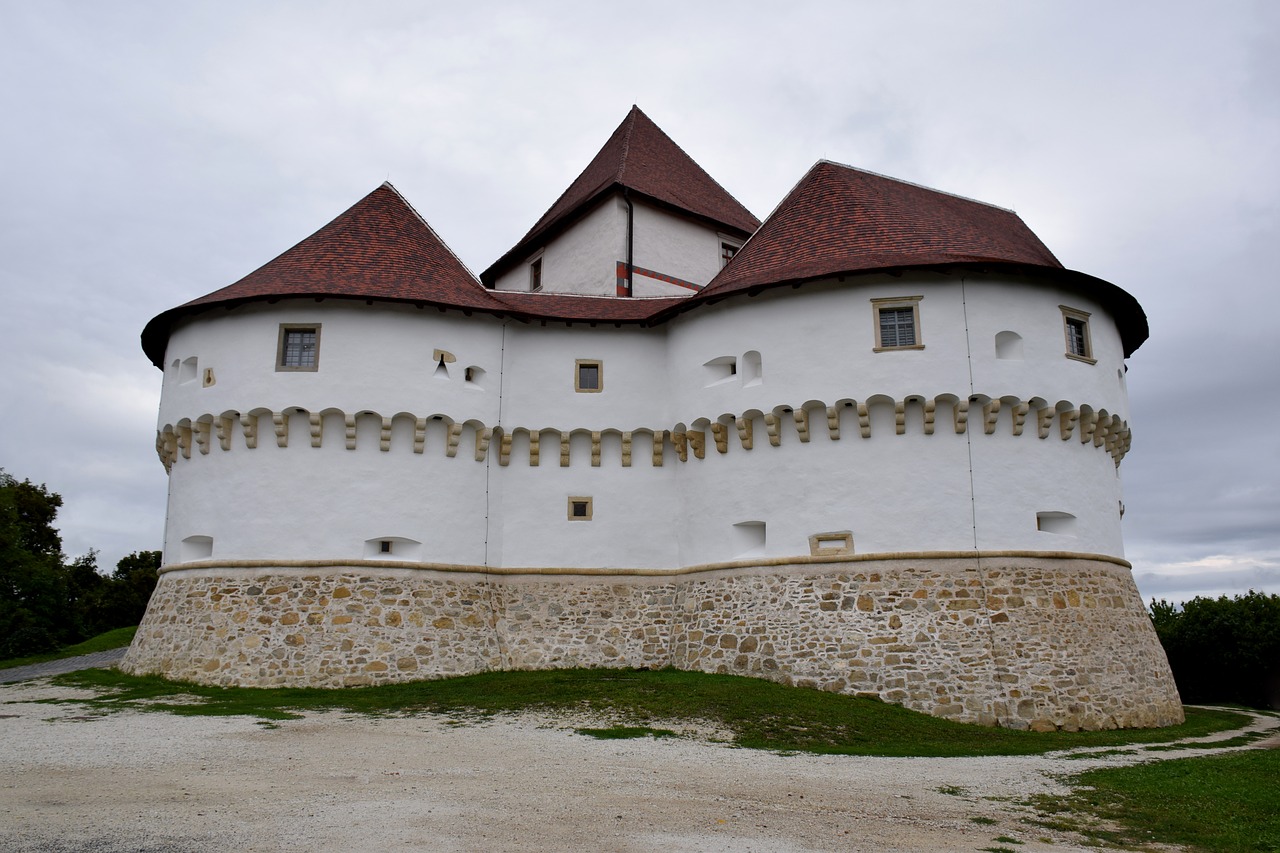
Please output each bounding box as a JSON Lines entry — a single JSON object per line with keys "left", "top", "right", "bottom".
{"left": 122, "top": 107, "right": 1182, "bottom": 730}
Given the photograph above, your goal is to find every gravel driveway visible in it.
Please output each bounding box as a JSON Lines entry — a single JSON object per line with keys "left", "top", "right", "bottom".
{"left": 1, "top": 675, "right": 1274, "bottom": 853}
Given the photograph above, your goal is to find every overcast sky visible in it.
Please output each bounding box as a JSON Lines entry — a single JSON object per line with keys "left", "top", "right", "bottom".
{"left": 1, "top": 1, "right": 1276, "bottom": 603}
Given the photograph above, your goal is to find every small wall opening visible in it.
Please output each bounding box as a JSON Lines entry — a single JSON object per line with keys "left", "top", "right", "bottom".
{"left": 179, "top": 357, "right": 198, "bottom": 384}
{"left": 703, "top": 356, "right": 737, "bottom": 386}
{"left": 995, "top": 331, "right": 1024, "bottom": 360}
{"left": 808, "top": 530, "right": 854, "bottom": 556}
{"left": 179, "top": 535, "right": 213, "bottom": 562}
{"left": 741, "top": 350, "right": 763, "bottom": 387}
{"left": 363, "top": 537, "right": 423, "bottom": 561}
{"left": 1036, "top": 512, "right": 1077, "bottom": 535}
{"left": 731, "top": 521, "right": 766, "bottom": 557}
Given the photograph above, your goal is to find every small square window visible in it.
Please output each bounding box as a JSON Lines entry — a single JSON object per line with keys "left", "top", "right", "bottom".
{"left": 529, "top": 257, "right": 543, "bottom": 292}
{"left": 567, "top": 496, "right": 593, "bottom": 520}
{"left": 871, "top": 297, "right": 924, "bottom": 351}
{"left": 720, "top": 241, "right": 741, "bottom": 268}
{"left": 277, "top": 324, "right": 321, "bottom": 371}
{"left": 379, "top": 540, "right": 393, "bottom": 554}
{"left": 1061, "top": 306, "right": 1095, "bottom": 363}
{"left": 575, "top": 359, "right": 602, "bottom": 393}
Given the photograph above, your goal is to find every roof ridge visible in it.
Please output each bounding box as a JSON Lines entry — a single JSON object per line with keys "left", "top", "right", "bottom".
{"left": 615, "top": 105, "right": 637, "bottom": 182}
{"left": 816, "top": 159, "right": 1018, "bottom": 215}
{"left": 378, "top": 180, "right": 484, "bottom": 286}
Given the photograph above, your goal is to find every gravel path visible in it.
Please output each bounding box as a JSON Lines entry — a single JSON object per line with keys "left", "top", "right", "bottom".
{"left": 0, "top": 649, "right": 128, "bottom": 684}
{"left": 1, "top": 670, "right": 1274, "bottom": 853}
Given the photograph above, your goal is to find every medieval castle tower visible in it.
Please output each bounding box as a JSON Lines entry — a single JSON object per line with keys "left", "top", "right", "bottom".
{"left": 123, "top": 107, "right": 1182, "bottom": 730}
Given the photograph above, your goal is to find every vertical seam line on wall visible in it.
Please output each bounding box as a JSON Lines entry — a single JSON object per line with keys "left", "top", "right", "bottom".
{"left": 960, "top": 275, "right": 1007, "bottom": 723}
{"left": 486, "top": 321, "right": 510, "bottom": 666}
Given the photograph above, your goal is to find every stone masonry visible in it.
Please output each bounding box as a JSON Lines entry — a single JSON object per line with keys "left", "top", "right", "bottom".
{"left": 121, "top": 555, "right": 1184, "bottom": 731}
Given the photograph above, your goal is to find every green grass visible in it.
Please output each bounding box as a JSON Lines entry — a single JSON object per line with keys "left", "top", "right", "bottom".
{"left": 0, "top": 627, "right": 136, "bottom": 670}
{"left": 43, "top": 666, "right": 1246, "bottom": 757}
{"left": 574, "top": 725, "right": 678, "bottom": 740}
{"left": 1029, "top": 749, "right": 1280, "bottom": 851}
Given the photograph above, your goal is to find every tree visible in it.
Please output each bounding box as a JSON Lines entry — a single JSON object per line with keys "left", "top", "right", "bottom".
{"left": 1151, "top": 592, "right": 1280, "bottom": 709}
{"left": 0, "top": 470, "right": 69, "bottom": 656}
{"left": 1, "top": 470, "right": 161, "bottom": 657}
{"left": 89, "top": 550, "right": 161, "bottom": 634}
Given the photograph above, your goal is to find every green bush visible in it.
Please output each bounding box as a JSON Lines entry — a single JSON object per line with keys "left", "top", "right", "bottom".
{"left": 1151, "top": 591, "right": 1280, "bottom": 709}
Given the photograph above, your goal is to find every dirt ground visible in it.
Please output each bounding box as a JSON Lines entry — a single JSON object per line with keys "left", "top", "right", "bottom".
{"left": 1, "top": 679, "right": 1275, "bottom": 853}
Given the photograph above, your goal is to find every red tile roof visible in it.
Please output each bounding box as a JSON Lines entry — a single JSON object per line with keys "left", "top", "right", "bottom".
{"left": 675, "top": 161, "right": 1147, "bottom": 355}
{"left": 185, "top": 183, "right": 497, "bottom": 310}
{"left": 699, "top": 161, "right": 1062, "bottom": 298}
{"left": 480, "top": 106, "right": 760, "bottom": 285}
{"left": 143, "top": 153, "right": 1148, "bottom": 367}
{"left": 142, "top": 183, "right": 507, "bottom": 366}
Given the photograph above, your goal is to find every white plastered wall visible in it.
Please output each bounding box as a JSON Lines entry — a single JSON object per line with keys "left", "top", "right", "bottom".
{"left": 492, "top": 199, "right": 623, "bottom": 295}
{"left": 157, "top": 272, "right": 1134, "bottom": 569}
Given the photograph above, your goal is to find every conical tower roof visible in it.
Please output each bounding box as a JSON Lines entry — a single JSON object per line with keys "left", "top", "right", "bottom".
{"left": 142, "top": 183, "right": 501, "bottom": 366}
{"left": 481, "top": 106, "right": 759, "bottom": 284}
{"left": 681, "top": 160, "right": 1147, "bottom": 355}
{"left": 701, "top": 160, "right": 1062, "bottom": 299}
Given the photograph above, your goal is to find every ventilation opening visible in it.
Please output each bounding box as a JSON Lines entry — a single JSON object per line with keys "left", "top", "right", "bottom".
{"left": 741, "top": 350, "right": 763, "bottom": 387}
{"left": 465, "top": 366, "right": 484, "bottom": 387}
{"left": 568, "top": 496, "right": 593, "bottom": 521}
{"left": 731, "top": 521, "right": 766, "bottom": 558}
{"left": 704, "top": 356, "right": 737, "bottom": 386}
{"left": 179, "top": 535, "right": 213, "bottom": 562}
{"left": 995, "top": 331, "right": 1024, "bottom": 360}
{"left": 363, "top": 537, "right": 423, "bottom": 560}
{"left": 809, "top": 531, "right": 854, "bottom": 556}
{"left": 1036, "top": 512, "right": 1077, "bottom": 535}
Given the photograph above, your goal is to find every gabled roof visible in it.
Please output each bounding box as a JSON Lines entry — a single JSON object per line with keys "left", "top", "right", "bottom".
{"left": 481, "top": 106, "right": 760, "bottom": 284}
{"left": 141, "top": 183, "right": 504, "bottom": 366}
{"left": 679, "top": 160, "right": 1146, "bottom": 355}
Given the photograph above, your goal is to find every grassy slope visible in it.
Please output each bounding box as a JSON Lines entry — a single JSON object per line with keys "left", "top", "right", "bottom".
{"left": 0, "top": 626, "right": 136, "bottom": 670}
{"left": 51, "top": 665, "right": 1244, "bottom": 757}
{"left": 1032, "top": 748, "right": 1280, "bottom": 852}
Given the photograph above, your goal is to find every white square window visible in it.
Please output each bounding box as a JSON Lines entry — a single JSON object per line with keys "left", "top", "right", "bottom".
{"left": 277, "top": 324, "right": 321, "bottom": 371}
{"left": 871, "top": 297, "right": 924, "bottom": 351}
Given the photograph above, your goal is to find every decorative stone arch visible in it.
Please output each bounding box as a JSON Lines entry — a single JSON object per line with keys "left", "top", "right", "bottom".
{"left": 863, "top": 394, "right": 897, "bottom": 438}
{"left": 687, "top": 417, "right": 711, "bottom": 459}
{"left": 193, "top": 413, "right": 215, "bottom": 455}
{"left": 389, "top": 412, "right": 419, "bottom": 453}
{"left": 536, "top": 427, "right": 563, "bottom": 467}
{"left": 933, "top": 394, "right": 966, "bottom": 435}
{"left": 901, "top": 393, "right": 931, "bottom": 435}
{"left": 318, "top": 407, "right": 346, "bottom": 449}
{"left": 243, "top": 407, "right": 274, "bottom": 449}
{"left": 1026, "top": 397, "right": 1052, "bottom": 439}
{"left": 459, "top": 418, "right": 490, "bottom": 461}
{"left": 1054, "top": 399, "right": 1079, "bottom": 441}
{"left": 599, "top": 428, "right": 624, "bottom": 466}
{"left": 712, "top": 413, "right": 736, "bottom": 454}
{"left": 997, "top": 395, "right": 1029, "bottom": 436}
{"left": 830, "top": 397, "right": 858, "bottom": 440}
{"left": 737, "top": 408, "right": 766, "bottom": 450}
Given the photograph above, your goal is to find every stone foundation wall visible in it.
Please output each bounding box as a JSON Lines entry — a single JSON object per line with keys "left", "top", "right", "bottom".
{"left": 121, "top": 555, "right": 1184, "bottom": 730}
